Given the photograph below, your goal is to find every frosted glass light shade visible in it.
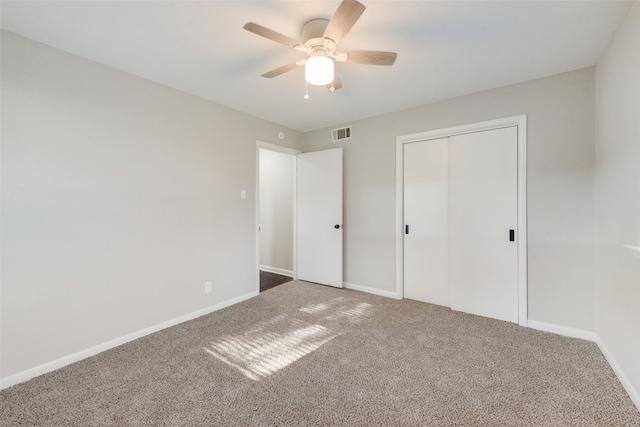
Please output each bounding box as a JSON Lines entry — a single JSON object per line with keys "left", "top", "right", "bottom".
{"left": 305, "top": 56, "right": 334, "bottom": 86}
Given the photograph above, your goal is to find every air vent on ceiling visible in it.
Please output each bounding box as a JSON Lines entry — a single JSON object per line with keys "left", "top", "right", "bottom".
{"left": 332, "top": 126, "right": 352, "bottom": 142}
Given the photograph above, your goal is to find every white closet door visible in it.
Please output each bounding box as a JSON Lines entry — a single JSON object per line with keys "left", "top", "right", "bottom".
{"left": 297, "top": 148, "right": 343, "bottom": 288}
{"left": 449, "top": 127, "right": 518, "bottom": 323}
{"left": 403, "top": 138, "right": 450, "bottom": 306}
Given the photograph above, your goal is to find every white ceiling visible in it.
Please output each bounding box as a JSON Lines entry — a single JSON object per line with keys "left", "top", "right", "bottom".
{"left": 1, "top": 1, "right": 633, "bottom": 132}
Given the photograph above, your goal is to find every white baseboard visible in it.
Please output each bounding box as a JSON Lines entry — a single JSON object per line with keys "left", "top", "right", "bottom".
{"left": 4, "top": 295, "right": 638, "bottom": 414}
{"left": 595, "top": 335, "right": 640, "bottom": 412}
{"left": 527, "top": 320, "right": 640, "bottom": 412}
{"left": 0, "top": 291, "right": 258, "bottom": 391}
{"left": 343, "top": 282, "right": 401, "bottom": 299}
{"left": 259, "top": 265, "right": 293, "bottom": 277}
{"left": 526, "top": 320, "right": 597, "bottom": 341}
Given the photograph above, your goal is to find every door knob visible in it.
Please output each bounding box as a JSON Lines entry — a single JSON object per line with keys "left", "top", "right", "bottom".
{"left": 334, "top": 224, "right": 341, "bottom": 229}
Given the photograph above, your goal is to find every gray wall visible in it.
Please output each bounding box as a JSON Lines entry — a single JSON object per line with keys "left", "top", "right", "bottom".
{"left": 259, "top": 149, "right": 294, "bottom": 273}
{"left": 595, "top": 3, "right": 640, "bottom": 403}
{"left": 0, "top": 31, "right": 302, "bottom": 378}
{"left": 302, "top": 67, "right": 596, "bottom": 331}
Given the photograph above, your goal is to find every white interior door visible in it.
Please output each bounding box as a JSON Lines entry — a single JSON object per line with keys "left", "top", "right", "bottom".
{"left": 297, "top": 148, "right": 343, "bottom": 288}
{"left": 403, "top": 138, "right": 450, "bottom": 306}
{"left": 449, "top": 126, "right": 518, "bottom": 323}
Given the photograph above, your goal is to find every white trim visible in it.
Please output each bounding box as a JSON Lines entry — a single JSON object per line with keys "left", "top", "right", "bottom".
{"left": 343, "top": 282, "right": 400, "bottom": 299}
{"left": 526, "top": 320, "right": 640, "bottom": 412}
{"left": 595, "top": 335, "right": 640, "bottom": 412}
{"left": 259, "top": 265, "right": 294, "bottom": 278}
{"left": 516, "top": 118, "right": 528, "bottom": 326}
{"left": 395, "top": 115, "right": 528, "bottom": 326}
{"left": 256, "top": 141, "right": 301, "bottom": 155}
{"left": 396, "top": 116, "right": 526, "bottom": 144}
{"left": 527, "top": 320, "right": 597, "bottom": 341}
{"left": 292, "top": 154, "right": 298, "bottom": 281}
{"left": 0, "top": 291, "right": 258, "bottom": 390}
{"left": 395, "top": 137, "right": 405, "bottom": 300}
{"left": 256, "top": 141, "right": 301, "bottom": 294}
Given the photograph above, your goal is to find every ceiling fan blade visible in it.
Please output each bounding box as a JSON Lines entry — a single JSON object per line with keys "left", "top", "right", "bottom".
{"left": 323, "top": 0, "right": 366, "bottom": 44}
{"left": 261, "top": 62, "right": 300, "bottom": 78}
{"left": 345, "top": 50, "right": 397, "bottom": 66}
{"left": 243, "top": 22, "right": 300, "bottom": 48}
{"left": 327, "top": 73, "right": 343, "bottom": 91}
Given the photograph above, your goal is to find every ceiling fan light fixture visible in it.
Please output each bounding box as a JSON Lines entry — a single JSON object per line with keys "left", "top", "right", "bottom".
{"left": 305, "top": 56, "right": 334, "bottom": 86}
{"left": 244, "top": 0, "right": 397, "bottom": 92}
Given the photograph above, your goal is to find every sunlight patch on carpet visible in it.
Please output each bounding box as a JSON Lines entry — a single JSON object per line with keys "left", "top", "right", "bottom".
{"left": 325, "top": 302, "right": 373, "bottom": 321}
{"left": 204, "top": 315, "right": 337, "bottom": 381}
{"left": 299, "top": 297, "right": 347, "bottom": 314}
{"left": 300, "top": 297, "right": 373, "bottom": 323}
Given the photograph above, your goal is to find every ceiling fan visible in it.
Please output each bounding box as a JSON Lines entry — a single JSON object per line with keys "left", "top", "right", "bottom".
{"left": 243, "top": 0, "right": 397, "bottom": 96}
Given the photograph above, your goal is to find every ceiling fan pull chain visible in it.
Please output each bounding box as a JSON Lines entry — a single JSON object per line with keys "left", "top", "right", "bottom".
{"left": 304, "top": 81, "right": 310, "bottom": 100}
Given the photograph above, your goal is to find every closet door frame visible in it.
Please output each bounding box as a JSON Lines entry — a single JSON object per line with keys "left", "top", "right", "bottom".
{"left": 395, "top": 115, "right": 528, "bottom": 326}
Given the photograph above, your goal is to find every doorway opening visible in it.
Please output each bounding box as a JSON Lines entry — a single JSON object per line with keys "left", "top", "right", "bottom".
{"left": 256, "top": 142, "right": 300, "bottom": 293}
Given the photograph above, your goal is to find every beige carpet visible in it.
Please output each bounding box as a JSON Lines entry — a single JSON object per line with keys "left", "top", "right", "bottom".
{"left": 2, "top": 281, "right": 639, "bottom": 426}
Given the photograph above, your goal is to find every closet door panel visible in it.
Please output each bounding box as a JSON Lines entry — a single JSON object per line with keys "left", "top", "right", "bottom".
{"left": 403, "top": 138, "right": 450, "bottom": 306}
{"left": 449, "top": 127, "right": 518, "bottom": 323}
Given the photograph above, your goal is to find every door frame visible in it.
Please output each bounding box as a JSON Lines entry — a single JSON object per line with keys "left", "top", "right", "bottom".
{"left": 395, "top": 115, "right": 528, "bottom": 326}
{"left": 255, "top": 141, "right": 301, "bottom": 294}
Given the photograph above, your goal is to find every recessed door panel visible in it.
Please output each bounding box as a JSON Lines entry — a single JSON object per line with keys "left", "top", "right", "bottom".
{"left": 403, "top": 138, "right": 450, "bottom": 306}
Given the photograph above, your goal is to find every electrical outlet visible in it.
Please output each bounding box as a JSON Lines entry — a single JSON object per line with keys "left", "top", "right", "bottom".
{"left": 204, "top": 281, "right": 212, "bottom": 294}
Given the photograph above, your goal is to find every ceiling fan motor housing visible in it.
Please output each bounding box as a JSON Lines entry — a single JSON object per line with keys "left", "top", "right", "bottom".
{"left": 302, "top": 18, "right": 330, "bottom": 45}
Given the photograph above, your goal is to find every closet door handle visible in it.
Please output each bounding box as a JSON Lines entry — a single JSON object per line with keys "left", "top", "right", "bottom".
{"left": 406, "top": 225, "right": 410, "bottom": 235}
{"left": 509, "top": 229, "right": 515, "bottom": 242}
